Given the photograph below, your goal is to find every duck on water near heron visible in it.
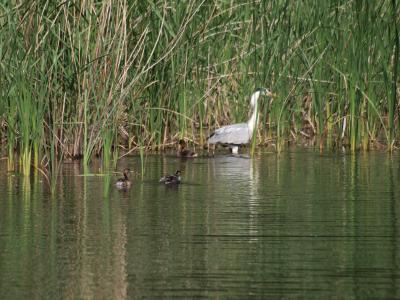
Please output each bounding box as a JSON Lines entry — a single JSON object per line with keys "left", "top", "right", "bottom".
{"left": 159, "top": 170, "right": 182, "bottom": 185}
{"left": 177, "top": 139, "right": 198, "bottom": 158}
{"left": 115, "top": 168, "right": 132, "bottom": 188}
{"left": 207, "top": 88, "right": 274, "bottom": 154}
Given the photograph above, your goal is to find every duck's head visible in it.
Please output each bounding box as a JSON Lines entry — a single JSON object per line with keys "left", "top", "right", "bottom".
{"left": 123, "top": 168, "right": 131, "bottom": 177}
{"left": 178, "top": 139, "right": 187, "bottom": 149}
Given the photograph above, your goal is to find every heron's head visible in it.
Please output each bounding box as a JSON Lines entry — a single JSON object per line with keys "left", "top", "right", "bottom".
{"left": 251, "top": 88, "right": 274, "bottom": 107}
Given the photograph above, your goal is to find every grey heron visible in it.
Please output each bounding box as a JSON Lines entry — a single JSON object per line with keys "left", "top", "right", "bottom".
{"left": 116, "top": 168, "right": 132, "bottom": 188}
{"left": 207, "top": 88, "right": 274, "bottom": 154}
{"left": 159, "top": 170, "right": 182, "bottom": 185}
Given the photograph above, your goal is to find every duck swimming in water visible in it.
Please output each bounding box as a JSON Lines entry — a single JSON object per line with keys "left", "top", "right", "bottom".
{"left": 177, "top": 139, "right": 198, "bottom": 158}
{"left": 159, "top": 170, "right": 181, "bottom": 185}
{"left": 116, "top": 168, "right": 131, "bottom": 188}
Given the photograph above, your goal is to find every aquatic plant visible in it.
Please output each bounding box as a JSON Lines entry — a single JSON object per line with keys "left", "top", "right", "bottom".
{"left": 0, "top": 0, "right": 398, "bottom": 179}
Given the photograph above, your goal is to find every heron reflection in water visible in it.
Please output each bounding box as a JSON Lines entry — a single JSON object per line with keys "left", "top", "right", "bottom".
{"left": 207, "top": 88, "right": 274, "bottom": 154}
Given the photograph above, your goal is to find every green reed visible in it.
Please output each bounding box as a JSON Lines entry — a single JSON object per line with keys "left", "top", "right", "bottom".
{"left": 0, "top": 0, "right": 399, "bottom": 178}
{"left": 13, "top": 71, "right": 38, "bottom": 176}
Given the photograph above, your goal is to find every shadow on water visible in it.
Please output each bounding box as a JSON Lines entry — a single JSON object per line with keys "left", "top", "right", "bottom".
{"left": 0, "top": 150, "right": 399, "bottom": 299}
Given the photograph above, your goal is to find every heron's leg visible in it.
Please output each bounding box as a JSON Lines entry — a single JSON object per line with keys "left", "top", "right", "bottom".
{"left": 206, "top": 143, "right": 215, "bottom": 156}
{"left": 231, "top": 146, "right": 239, "bottom": 154}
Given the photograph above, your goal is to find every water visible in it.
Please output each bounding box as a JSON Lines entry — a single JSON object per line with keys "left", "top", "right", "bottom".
{"left": 0, "top": 150, "right": 399, "bottom": 299}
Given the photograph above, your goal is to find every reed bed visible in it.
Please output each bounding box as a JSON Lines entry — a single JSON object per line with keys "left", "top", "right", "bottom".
{"left": 0, "top": 0, "right": 399, "bottom": 177}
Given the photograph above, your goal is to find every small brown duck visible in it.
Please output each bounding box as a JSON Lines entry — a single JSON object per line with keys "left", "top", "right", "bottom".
{"left": 116, "top": 168, "right": 132, "bottom": 188}
{"left": 177, "top": 139, "right": 198, "bottom": 158}
{"left": 159, "top": 170, "right": 182, "bottom": 185}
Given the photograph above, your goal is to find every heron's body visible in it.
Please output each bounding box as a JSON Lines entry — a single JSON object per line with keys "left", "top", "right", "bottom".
{"left": 159, "top": 170, "right": 182, "bottom": 185}
{"left": 116, "top": 168, "right": 131, "bottom": 188}
{"left": 207, "top": 88, "right": 273, "bottom": 154}
{"left": 207, "top": 122, "right": 252, "bottom": 145}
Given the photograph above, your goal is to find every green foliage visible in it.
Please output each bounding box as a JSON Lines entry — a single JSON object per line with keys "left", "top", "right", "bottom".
{"left": 0, "top": 0, "right": 399, "bottom": 178}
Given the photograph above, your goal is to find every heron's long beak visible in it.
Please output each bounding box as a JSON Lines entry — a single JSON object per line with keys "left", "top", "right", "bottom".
{"left": 265, "top": 90, "right": 276, "bottom": 98}
{"left": 265, "top": 90, "right": 276, "bottom": 106}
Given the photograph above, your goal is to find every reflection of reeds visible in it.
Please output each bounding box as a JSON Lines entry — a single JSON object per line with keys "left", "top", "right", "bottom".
{"left": 0, "top": 1, "right": 399, "bottom": 177}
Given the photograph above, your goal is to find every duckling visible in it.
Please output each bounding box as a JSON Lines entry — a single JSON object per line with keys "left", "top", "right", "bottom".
{"left": 159, "top": 170, "right": 181, "bottom": 185}
{"left": 177, "top": 139, "right": 198, "bottom": 158}
{"left": 116, "top": 168, "right": 132, "bottom": 188}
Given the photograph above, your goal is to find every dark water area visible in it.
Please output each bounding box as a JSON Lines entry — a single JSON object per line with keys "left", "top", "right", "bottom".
{"left": 0, "top": 150, "right": 399, "bottom": 299}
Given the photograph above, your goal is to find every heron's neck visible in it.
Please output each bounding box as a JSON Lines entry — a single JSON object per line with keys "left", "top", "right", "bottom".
{"left": 247, "top": 100, "right": 259, "bottom": 134}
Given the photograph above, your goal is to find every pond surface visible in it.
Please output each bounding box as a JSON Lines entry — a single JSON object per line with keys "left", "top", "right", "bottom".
{"left": 0, "top": 149, "right": 399, "bottom": 299}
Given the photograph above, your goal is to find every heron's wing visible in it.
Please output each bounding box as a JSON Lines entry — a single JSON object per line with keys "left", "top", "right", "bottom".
{"left": 207, "top": 123, "right": 251, "bottom": 145}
